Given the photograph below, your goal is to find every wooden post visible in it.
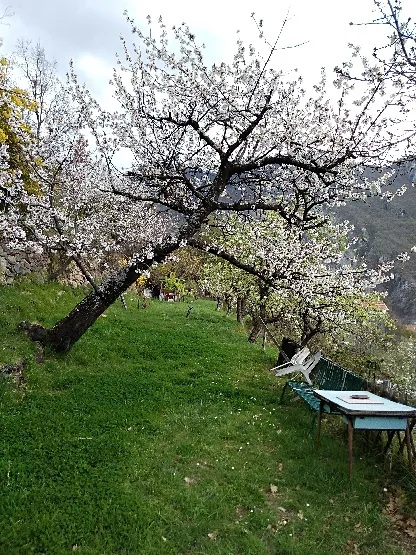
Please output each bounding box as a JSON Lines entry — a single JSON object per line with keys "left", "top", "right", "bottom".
{"left": 347, "top": 417, "right": 354, "bottom": 479}
{"left": 410, "top": 419, "right": 416, "bottom": 458}
{"left": 316, "top": 400, "right": 324, "bottom": 447}
{"left": 262, "top": 329, "right": 267, "bottom": 352}
{"left": 405, "top": 420, "right": 414, "bottom": 470}
{"left": 383, "top": 430, "right": 396, "bottom": 455}
{"left": 119, "top": 293, "right": 127, "bottom": 310}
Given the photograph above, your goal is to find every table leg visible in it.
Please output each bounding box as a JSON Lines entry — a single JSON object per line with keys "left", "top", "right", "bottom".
{"left": 405, "top": 420, "right": 413, "bottom": 470}
{"left": 409, "top": 419, "right": 416, "bottom": 458}
{"left": 347, "top": 417, "right": 354, "bottom": 479}
{"left": 398, "top": 430, "right": 406, "bottom": 455}
{"left": 384, "top": 430, "right": 396, "bottom": 455}
{"left": 316, "top": 400, "right": 323, "bottom": 447}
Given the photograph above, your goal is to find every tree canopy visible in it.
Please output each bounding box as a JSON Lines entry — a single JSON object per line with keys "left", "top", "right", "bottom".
{"left": 1, "top": 8, "right": 415, "bottom": 351}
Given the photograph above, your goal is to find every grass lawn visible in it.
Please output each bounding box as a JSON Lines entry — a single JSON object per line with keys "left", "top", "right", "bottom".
{"left": 0, "top": 280, "right": 414, "bottom": 554}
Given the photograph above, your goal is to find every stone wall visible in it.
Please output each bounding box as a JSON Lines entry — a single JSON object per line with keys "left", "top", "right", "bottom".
{"left": 0, "top": 244, "right": 46, "bottom": 284}
{"left": 0, "top": 243, "right": 97, "bottom": 288}
{"left": 61, "top": 263, "right": 89, "bottom": 287}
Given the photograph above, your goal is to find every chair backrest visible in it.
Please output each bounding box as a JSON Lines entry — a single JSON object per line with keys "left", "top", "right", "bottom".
{"left": 303, "top": 351, "right": 322, "bottom": 372}
{"left": 313, "top": 357, "right": 344, "bottom": 389}
{"left": 292, "top": 346, "right": 310, "bottom": 365}
{"left": 299, "top": 351, "right": 322, "bottom": 385}
{"left": 312, "top": 357, "right": 365, "bottom": 391}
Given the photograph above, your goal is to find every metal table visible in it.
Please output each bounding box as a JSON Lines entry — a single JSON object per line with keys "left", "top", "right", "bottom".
{"left": 313, "top": 390, "right": 416, "bottom": 478}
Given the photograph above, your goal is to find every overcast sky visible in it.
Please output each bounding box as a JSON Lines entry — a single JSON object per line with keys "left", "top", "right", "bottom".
{"left": 1, "top": 0, "right": 409, "bottom": 168}
{"left": 1, "top": 0, "right": 402, "bottom": 90}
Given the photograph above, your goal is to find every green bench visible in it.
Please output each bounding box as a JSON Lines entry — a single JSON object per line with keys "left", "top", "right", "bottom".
{"left": 280, "top": 355, "right": 366, "bottom": 432}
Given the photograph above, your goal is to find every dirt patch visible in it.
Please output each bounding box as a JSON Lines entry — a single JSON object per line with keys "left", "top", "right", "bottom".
{"left": 0, "top": 357, "right": 26, "bottom": 388}
{"left": 383, "top": 486, "right": 416, "bottom": 554}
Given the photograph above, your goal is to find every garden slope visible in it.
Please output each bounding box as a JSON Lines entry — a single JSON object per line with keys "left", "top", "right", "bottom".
{"left": 0, "top": 281, "right": 406, "bottom": 554}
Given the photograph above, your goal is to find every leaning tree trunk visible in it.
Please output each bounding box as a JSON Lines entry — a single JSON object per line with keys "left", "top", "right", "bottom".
{"left": 19, "top": 242, "right": 180, "bottom": 352}
{"left": 275, "top": 337, "right": 301, "bottom": 366}
{"left": 300, "top": 312, "right": 324, "bottom": 347}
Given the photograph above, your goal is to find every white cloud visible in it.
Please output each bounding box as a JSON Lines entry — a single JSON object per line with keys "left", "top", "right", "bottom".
{"left": 124, "top": 0, "right": 385, "bottom": 78}
{"left": 75, "top": 53, "right": 115, "bottom": 105}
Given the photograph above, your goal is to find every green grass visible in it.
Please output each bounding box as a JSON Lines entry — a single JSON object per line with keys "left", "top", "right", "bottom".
{"left": 0, "top": 280, "right": 410, "bottom": 554}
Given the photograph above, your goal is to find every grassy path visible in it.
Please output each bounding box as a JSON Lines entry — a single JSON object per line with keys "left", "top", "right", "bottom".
{"left": 0, "top": 282, "right": 409, "bottom": 554}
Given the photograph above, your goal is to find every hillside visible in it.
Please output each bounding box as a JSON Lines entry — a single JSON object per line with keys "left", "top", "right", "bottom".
{"left": 1, "top": 281, "right": 413, "bottom": 554}
{"left": 335, "top": 162, "right": 416, "bottom": 323}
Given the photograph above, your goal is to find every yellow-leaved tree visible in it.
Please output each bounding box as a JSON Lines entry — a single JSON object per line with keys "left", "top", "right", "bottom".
{"left": 0, "top": 53, "right": 39, "bottom": 194}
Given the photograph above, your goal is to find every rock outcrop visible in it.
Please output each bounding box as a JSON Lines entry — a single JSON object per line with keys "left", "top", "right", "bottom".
{"left": 386, "top": 276, "right": 416, "bottom": 324}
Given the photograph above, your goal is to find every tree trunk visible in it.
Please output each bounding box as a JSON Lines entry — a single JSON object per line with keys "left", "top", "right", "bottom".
{"left": 247, "top": 280, "right": 268, "bottom": 343}
{"left": 236, "top": 296, "right": 246, "bottom": 324}
{"left": 20, "top": 242, "right": 180, "bottom": 352}
{"left": 225, "top": 295, "right": 233, "bottom": 316}
{"left": 300, "top": 312, "right": 324, "bottom": 346}
{"left": 300, "top": 329, "right": 320, "bottom": 347}
{"left": 275, "top": 337, "right": 300, "bottom": 366}
{"left": 248, "top": 316, "right": 262, "bottom": 343}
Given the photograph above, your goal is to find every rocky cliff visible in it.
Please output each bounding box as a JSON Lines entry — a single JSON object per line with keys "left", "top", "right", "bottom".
{"left": 335, "top": 161, "right": 416, "bottom": 324}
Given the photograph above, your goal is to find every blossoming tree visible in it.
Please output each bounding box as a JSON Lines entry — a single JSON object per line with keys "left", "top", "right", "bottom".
{"left": 2, "top": 43, "right": 173, "bottom": 290}
{"left": 337, "top": 0, "right": 415, "bottom": 142}
{"left": 199, "top": 212, "right": 392, "bottom": 343}
{"left": 4, "top": 13, "right": 412, "bottom": 351}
